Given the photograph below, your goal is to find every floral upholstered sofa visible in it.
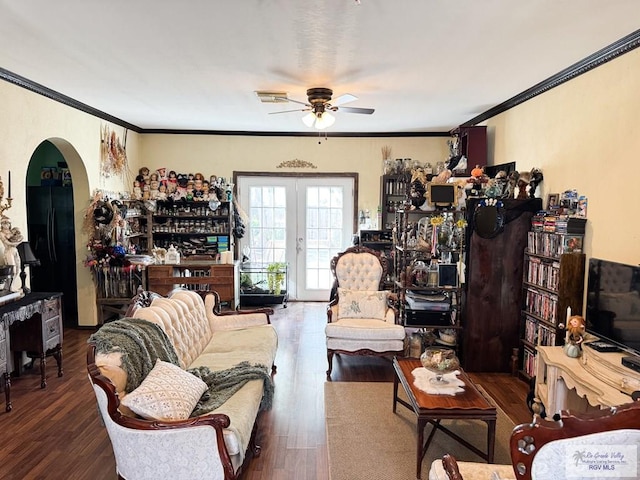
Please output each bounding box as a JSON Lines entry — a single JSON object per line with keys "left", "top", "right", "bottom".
{"left": 87, "top": 288, "right": 278, "bottom": 480}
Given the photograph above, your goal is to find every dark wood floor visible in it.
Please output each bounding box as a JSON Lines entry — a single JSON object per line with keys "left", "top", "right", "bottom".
{"left": 0, "top": 302, "right": 531, "bottom": 480}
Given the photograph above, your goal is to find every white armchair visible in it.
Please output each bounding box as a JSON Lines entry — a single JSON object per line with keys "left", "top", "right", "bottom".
{"left": 429, "top": 400, "right": 640, "bottom": 480}
{"left": 325, "top": 245, "right": 405, "bottom": 378}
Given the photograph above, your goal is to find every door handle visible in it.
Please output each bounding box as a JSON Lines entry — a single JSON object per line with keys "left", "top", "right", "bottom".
{"left": 46, "top": 211, "right": 53, "bottom": 261}
{"left": 296, "top": 237, "right": 303, "bottom": 254}
{"left": 50, "top": 209, "right": 58, "bottom": 262}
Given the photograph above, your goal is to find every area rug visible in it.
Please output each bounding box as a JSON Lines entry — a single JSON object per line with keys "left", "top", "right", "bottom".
{"left": 325, "top": 382, "right": 515, "bottom": 480}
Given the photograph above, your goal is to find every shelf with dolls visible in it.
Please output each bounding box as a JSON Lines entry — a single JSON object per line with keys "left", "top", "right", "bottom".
{"left": 129, "top": 167, "right": 236, "bottom": 260}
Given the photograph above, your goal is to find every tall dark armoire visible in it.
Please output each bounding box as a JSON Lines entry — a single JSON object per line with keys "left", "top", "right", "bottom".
{"left": 462, "top": 198, "right": 542, "bottom": 372}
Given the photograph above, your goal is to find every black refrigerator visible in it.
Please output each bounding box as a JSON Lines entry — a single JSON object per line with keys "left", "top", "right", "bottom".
{"left": 27, "top": 186, "right": 78, "bottom": 326}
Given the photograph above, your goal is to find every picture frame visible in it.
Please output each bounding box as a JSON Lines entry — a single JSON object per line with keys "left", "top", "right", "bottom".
{"left": 438, "top": 263, "right": 458, "bottom": 287}
{"left": 546, "top": 193, "right": 559, "bottom": 210}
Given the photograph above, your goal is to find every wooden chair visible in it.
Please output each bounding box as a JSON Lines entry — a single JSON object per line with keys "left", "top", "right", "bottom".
{"left": 325, "top": 245, "right": 405, "bottom": 378}
{"left": 430, "top": 400, "right": 640, "bottom": 480}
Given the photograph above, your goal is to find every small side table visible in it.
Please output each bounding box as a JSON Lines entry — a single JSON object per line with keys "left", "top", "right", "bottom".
{"left": 0, "top": 292, "right": 64, "bottom": 412}
{"left": 392, "top": 357, "right": 497, "bottom": 479}
{"left": 10, "top": 293, "right": 64, "bottom": 388}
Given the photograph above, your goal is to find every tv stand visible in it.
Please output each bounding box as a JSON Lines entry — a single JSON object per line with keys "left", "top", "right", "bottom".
{"left": 534, "top": 345, "right": 640, "bottom": 417}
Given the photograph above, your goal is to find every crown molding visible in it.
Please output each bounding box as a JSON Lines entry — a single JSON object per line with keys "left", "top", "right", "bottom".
{"left": 3, "top": 28, "right": 639, "bottom": 135}
{"left": 0, "top": 67, "right": 142, "bottom": 133}
{"left": 463, "top": 28, "right": 640, "bottom": 127}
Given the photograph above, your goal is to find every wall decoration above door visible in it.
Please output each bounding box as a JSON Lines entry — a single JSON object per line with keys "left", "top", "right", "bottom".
{"left": 100, "top": 125, "right": 128, "bottom": 178}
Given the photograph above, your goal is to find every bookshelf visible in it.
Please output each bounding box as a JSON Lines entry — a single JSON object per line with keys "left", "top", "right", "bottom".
{"left": 519, "top": 213, "right": 586, "bottom": 380}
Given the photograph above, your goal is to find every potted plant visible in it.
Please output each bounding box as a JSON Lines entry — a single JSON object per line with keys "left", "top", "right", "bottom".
{"left": 266, "top": 262, "right": 286, "bottom": 295}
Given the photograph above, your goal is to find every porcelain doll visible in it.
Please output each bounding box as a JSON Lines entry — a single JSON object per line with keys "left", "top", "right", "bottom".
{"left": 193, "top": 178, "right": 204, "bottom": 200}
{"left": 201, "top": 181, "right": 210, "bottom": 201}
{"left": 166, "top": 170, "right": 178, "bottom": 194}
{"left": 139, "top": 167, "right": 150, "bottom": 186}
{"left": 149, "top": 180, "right": 160, "bottom": 200}
{"left": 186, "top": 180, "right": 195, "bottom": 198}
{"left": 132, "top": 180, "right": 142, "bottom": 200}
{"left": 173, "top": 174, "right": 189, "bottom": 200}
{"left": 142, "top": 184, "right": 150, "bottom": 201}
{"left": 157, "top": 184, "right": 168, "bottom": 201}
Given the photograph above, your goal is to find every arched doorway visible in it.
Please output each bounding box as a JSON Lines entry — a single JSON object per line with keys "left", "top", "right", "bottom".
{"left": 25, "top": 139, "right": 90, "bottom": 327}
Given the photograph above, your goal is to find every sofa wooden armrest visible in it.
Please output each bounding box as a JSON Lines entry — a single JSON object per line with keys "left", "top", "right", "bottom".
{"left": 87, "top": 345, "right": 237, "bottom": 480}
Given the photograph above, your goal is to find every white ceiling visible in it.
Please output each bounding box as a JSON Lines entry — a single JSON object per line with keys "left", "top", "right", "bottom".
{"left": 1, "top": 0, "right": 639, "bottom": 134}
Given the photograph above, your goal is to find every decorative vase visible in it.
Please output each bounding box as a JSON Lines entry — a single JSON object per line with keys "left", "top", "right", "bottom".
{"left": 420, "top": 347, "right": 460, "bottom": 384}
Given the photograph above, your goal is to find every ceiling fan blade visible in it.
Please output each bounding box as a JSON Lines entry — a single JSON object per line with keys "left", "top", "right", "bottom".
{"left": 273, "top": 96, "right": 310, "bottom": 107}
{"left": 337, "top": 106, "right": 375, "bottom": 115}
{"left": 332, "top": 93, "right": 358, "bottom": 106}
{"left": 269, "top": 108, "right": 310, "bottom": 115}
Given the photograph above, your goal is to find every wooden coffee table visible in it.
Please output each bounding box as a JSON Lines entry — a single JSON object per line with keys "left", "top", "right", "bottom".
{"left": 392, "top": 357, "right": 497, "bottom": 479}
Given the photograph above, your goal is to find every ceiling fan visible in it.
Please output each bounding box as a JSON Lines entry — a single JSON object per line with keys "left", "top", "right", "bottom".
{"left": 268, "top": 87, "right": 374, "bottom": 129}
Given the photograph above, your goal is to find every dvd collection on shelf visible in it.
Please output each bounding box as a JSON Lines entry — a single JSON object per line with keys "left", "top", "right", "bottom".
{"left": 522, "top": 347, "right": 537, "bottom": 378}
{"left": 524, "top": 287, "right": 559, "bottom": 325}
{"left": 525, "top": 256, "right": 560, "bottom": 290}
{"left": 524, "top": 315, "right": 556, "bottom": 346}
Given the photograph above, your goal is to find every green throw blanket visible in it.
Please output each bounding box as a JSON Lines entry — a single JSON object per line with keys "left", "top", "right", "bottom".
{"left": 190, "top": 362, "right": 274, "bottom": 415}
{"left": 89, "top": 318, "right": 274, "bottom": 414}
{"left": 88, "top": 317, "right": 179, "bottom": 393}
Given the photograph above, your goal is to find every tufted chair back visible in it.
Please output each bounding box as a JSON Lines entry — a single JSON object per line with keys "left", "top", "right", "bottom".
{"left": 330, "top": 245, "right": 386, "bottom": 293}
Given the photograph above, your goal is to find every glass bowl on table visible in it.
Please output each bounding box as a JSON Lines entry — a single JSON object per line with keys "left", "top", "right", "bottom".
{"left": 420, "top": 347, "right": 460, "bottom": 384}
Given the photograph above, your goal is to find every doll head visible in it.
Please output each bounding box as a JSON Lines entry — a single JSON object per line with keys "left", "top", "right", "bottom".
{"left": 566, "top": 315, "right": 585, "bottom": 342}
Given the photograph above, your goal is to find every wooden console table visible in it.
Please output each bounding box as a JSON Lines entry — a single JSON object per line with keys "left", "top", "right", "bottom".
{"left": 0, "top": 292, "right": 64, "bottom": 412}
{"left": 535, "top": 345, "right": 637, "bottom": 417}
{"left": 147, "top": 261, "right": 239, "bottom": 309}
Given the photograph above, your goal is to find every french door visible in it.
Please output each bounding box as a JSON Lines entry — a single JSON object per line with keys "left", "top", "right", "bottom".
{"left": 237, "top": 175, "right": 355, "bottom": 301}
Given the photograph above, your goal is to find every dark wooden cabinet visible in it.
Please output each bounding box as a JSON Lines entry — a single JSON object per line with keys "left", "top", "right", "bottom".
{"left": 147, "top": 262, "right": 239, "bottom": 308}
{"left": 450, "top": 126, "right": 487, "bottom": 176}
{"left": 462, "top": 198, "right": 542, "bottom": 372}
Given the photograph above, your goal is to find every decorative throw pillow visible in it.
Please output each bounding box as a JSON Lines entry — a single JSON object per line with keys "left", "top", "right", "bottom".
{"left": 337, "top": 288, "right": 388, "bottom": 320}
{"left": 120, "top": 359, "right": 208, "bottom": 421}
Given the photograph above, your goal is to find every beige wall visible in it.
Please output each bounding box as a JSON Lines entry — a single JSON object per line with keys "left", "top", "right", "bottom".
{"left": 138, "top": 134, "right": 448, "bottom": 218}
{"left": 0, "top": 80, "right": 139, "bottom": 326}
{"left": 1, "top": 46, "right": 637, "bottom": 326}
{"left": 485, "top": 47, "right": 640, "bottom": 265}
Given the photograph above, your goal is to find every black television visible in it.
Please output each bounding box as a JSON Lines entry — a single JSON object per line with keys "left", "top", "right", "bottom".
{"left": 585, "top": 258, "right": 640, "bottom": 354}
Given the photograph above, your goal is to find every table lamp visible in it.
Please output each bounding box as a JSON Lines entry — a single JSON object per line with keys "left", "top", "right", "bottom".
{"left": 17, "top": 241, "right": 40, "bottom": 294}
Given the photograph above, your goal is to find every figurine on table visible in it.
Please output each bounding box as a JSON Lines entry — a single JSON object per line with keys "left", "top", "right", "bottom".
{"left": 564, "top": 315, "right": 585, "bottom": 358}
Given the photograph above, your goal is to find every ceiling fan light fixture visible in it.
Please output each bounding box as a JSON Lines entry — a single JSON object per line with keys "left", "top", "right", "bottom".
{"left": 302, "top": 111, "right": 317, "bottom": 127}
{"left": 303, "top": 110, "right": 335, "bottom": 129}
{"left": 315, "top": 111, "right": 335, "bottom": 129}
